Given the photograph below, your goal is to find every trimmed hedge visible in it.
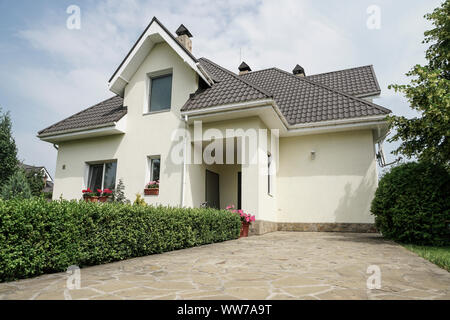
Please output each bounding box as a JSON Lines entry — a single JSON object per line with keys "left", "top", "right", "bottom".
{"left": 0, "top": 198, "right": 241, "bottom": 282}
{"left": 371, "top": 162, "right": 450, "bottom": 246}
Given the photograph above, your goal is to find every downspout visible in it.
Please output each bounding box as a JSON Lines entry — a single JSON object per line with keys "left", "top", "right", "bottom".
{"left": 181, "top": 114, "right": 188, "bottom": 207}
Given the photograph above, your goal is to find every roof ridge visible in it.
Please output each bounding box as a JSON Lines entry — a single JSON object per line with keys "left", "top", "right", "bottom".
{"left": 273, "top": 68, "right": 391, "bottom": 114}
{"left": 38, "top": 95, "right": 122, "bottom": 134}
{"left": 200, "top": 58, "right": 273, "bottom": 98}
{"left": 240, "top": 67, "right": 277, "bottom": 76}
{"left": 307, "top": 65, "right": 374, "bottom": 78}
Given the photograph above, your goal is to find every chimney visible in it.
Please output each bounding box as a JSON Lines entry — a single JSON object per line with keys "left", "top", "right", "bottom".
{"left": 293, "top": 64, "right": 306, "bottom": 77}
{"left": 175, "top": 24, "right": 193, "bottom": 52}
{"left": 238, "top": 61, "right": 251, "bottom": 75}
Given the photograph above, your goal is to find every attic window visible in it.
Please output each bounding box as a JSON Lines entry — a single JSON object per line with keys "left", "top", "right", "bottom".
{"left": 149, "top": 73, "right": 172, "bottom": 112}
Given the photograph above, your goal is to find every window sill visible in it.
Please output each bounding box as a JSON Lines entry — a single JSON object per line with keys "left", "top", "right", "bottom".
{"left": 143, "top": 109, "right": 171, "bottom": 116}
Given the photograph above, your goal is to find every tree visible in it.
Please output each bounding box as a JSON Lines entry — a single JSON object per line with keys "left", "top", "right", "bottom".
{"left": 0, "top": 108, "right": 18, "bottom": 184}
{"left": 113, "top": 178, "right": 129, "bottom": 203}
{"left": 1, "top": 169, "right": 32, "bottom": 200}
{"left": 25, "top": 168, "right": 46, "bottom": 197}
{"left": 388, "top": 1, "right": 450, "bottom": 165}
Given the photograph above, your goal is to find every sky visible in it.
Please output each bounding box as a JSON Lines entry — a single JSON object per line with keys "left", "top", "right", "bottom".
{"left": 0, "top": 0, "right": 443, "bottom": 177}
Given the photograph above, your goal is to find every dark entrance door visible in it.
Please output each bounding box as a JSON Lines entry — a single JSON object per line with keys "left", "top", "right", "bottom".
{"left": 237, "top": 172, "right": 242, "bottom": 209}
{"left": 205, "top": 170, "right": 220, "bottom": 209}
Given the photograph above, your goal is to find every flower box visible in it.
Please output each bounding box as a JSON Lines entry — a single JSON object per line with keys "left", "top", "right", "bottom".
{"left": 98, "top": 196, "right": 109, "bottom": 203}
{"left": 144, "top": 188, "right": 159, "bottom": 196}
{"left": 84, "top": 196, "right": 99, "bottom": 203}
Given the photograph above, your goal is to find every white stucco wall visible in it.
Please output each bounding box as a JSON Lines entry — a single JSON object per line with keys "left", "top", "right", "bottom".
{"left": 276, "top": 130, "right": 378, "bottom": 223}
{"left": 51, "top": 41, "right": 379, "bottom": 226}
{"left": 53, "top": 42, "right": 198, "bottom": 204}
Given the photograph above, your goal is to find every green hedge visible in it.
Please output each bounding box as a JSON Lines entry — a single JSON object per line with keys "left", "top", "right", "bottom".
{"left": 0, "top": 198, "right": 241, "bottom": 282}
{"left": 371, "top": 162, "right": 450, "bottom": 246}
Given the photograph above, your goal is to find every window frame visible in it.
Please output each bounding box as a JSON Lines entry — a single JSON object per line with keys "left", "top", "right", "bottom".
{"left": 147, "top": 155, "right": 161, "bottom": 187}
{"left": 86, "top": 160, "right": 117, "bottom": 191}
{"left": 148, "top": 72, "right": 173, "bottom": 113}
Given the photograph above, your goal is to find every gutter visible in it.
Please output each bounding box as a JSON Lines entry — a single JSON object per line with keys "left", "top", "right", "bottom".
{"left": 37, "top": 122, "right": 117, "bottom": 139}
{"left": 181, "top": 100, "right": 388, "bottom": 133}
{"left": 181, "top": 114, "right": 188, "bottom": 207}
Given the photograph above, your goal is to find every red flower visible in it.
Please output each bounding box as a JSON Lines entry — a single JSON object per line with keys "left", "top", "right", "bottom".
{"left": 103, "top": 189, "right": 113, "bottom": 194}
{"left": 97, "top": 189, "right": 103, "bottom": 194}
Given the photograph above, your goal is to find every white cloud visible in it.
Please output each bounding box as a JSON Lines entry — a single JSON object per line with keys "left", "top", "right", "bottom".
{"left": 8, "top": 66, "right": 110, "bottom": 117}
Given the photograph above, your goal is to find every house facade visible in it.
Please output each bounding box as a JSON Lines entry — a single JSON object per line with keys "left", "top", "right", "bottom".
{"left": 38, "top": 17, "right": 391, "bottom": 234}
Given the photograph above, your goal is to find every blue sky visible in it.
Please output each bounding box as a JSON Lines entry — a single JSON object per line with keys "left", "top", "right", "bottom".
{"left": 0, "top": 0, "right": 443, "bottom": 176}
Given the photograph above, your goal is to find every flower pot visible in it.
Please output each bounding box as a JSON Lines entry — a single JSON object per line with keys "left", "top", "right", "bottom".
{"left": 240, "top": 221, "right": 250, "bottom": 238}
{"left": 84, "top": 196, "right": 99, "bottom": 203}
{"left": 144, "top": 188, "right": 159, "bottom": 195}
{"left": 98, "top": 196, "right": 109, "bottom": 203}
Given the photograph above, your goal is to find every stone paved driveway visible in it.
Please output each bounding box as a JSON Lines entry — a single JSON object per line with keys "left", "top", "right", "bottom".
{"left": 0, "top": 232, "right": 449, "bottom": 300}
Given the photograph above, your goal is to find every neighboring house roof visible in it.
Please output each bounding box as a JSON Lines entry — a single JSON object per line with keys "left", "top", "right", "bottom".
{"left": 306, "top": 65, "right": 381, "bottom": 98}
{"left": 38, "top": 96, "right": 126, "bottom": 136}
{"left": 20, "top": 163, "right": 53, "bottom": 182}
{"left": 182, "top": 59, "right": 390, "bottom": 125}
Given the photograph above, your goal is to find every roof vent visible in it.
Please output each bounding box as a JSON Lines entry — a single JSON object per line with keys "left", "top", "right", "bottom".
{"left": 175, "top": 24, "right": 193, "bottom": 52}
{"left": 293, "top": 64, "right": 306, "bottom": 77}
{"left": 238, "top": 61, "right": 251, "bottom": 75}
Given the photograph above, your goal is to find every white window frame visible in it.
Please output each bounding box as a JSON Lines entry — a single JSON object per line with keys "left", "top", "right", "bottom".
{"left": 85, "top": 160, "right": 117, "bottom": 190}
{"left": 143, "top": 68, "right": 173, "bottom": 115}
{"left": 146, "top": 155, "right": 161, "bottom": 183}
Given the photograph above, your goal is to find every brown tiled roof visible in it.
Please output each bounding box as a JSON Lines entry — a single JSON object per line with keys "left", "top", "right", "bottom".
{"left": 38, "top": 96, "right": 126, "bottom": 135}
{"left": 39, "top": 59, "right": 389, "bottom": 136}
{"left": 182, "top": 59, "right": 390, "bottom": 125}
{"left": 181, "top": 58, "right": 272, "bottom": 111}
{"left": 306, "top": 65, "right": 381, "bottom": 97}
{"left": 241, "top": 68, "right": 390, "bottom": 124}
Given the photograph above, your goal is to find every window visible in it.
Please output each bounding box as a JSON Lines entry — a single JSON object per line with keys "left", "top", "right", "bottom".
{"left": 87, "top": 162, "right": 117, "bottom": 191}
{"left": 267, "top": 154, "right": 272, "bottom": 195}
{"left": 149, "top": 157, "right": 160, "bottom": 182}
{"left": 149, "top": 74, "right": 172, "bottom": 112}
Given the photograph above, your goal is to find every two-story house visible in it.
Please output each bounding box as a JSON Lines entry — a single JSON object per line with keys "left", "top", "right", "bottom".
{"left": 38, "top": 17, "right": 391, "bottom": 234}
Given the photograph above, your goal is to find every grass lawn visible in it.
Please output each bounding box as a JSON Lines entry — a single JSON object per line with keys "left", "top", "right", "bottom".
{"left": 403, "top": 244, "right": 450, "bottom": 272}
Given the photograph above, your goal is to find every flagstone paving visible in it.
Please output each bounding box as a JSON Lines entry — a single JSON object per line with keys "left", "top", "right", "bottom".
{"left": 0, "top": 232, "right": 449, "bottom": 300}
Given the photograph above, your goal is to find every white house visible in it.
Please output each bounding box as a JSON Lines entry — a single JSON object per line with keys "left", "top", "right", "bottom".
{"left": 38, "top": 17, "right": 391, "bottom": 234}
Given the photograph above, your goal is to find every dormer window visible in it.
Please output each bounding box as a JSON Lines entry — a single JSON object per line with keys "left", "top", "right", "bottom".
{"left": 149, "top": 73, "right": 172, "bottom": 112}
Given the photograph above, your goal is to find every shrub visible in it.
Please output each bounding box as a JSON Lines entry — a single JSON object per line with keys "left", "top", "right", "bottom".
{"left": 371, "top": 162, "right": 450, "bottom": 246}
{"left": 0, "top": 198, "right": 241, "bottom": 282}
{"left": 1, "top": 170, "right": 32, "bottom": 200}
{"left": 24, "top": 168, "right": 45, "bottom": 197}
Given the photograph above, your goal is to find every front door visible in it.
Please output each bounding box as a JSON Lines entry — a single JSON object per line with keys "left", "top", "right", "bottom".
{"left": 205, "top": 170, "right": 220, "bottom": 209}
{"left": 237, "top": 172, "right": 242, "bottom": 209}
